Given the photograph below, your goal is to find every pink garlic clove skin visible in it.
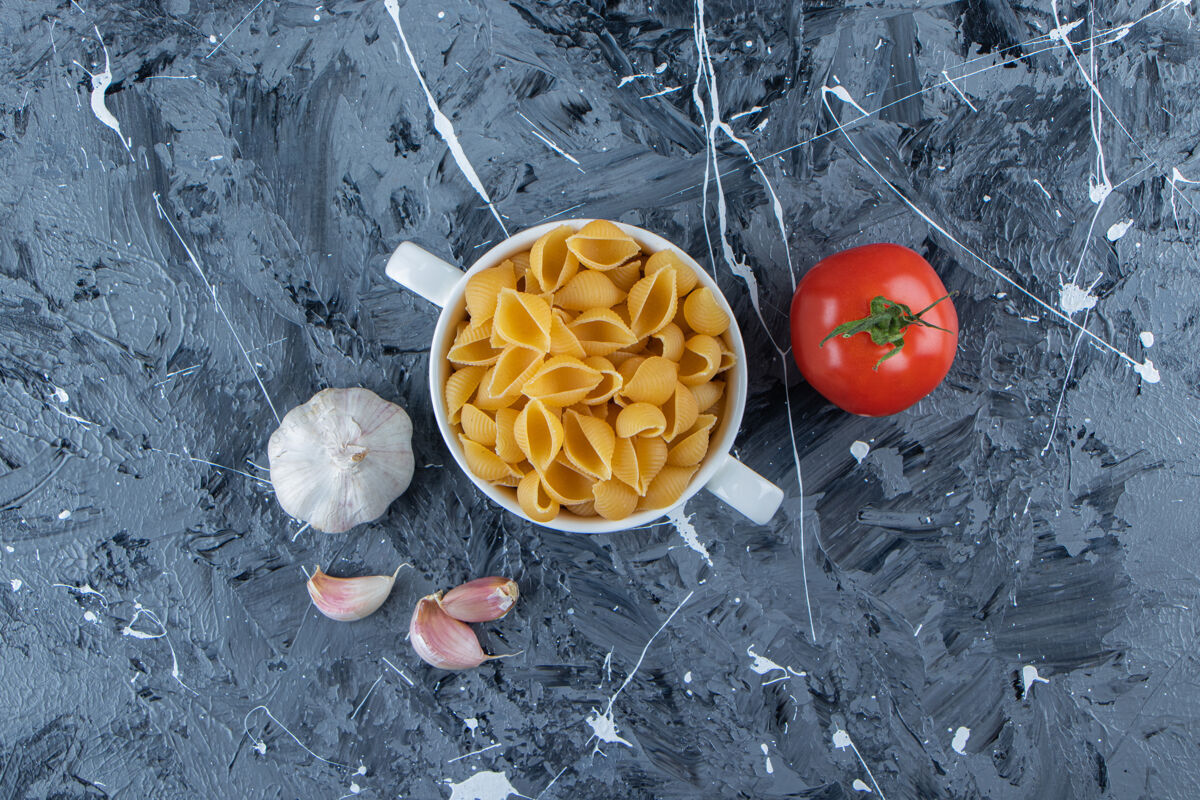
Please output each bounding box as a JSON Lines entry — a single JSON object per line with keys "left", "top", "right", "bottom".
{"left": 409, "top": 594, "right": 492, "bottom": 670}
{"left": 439, "top": 577, "right": 520, "bottom": 623}
{"left": 307, "top": 565, "right": 402, "bottom": 622}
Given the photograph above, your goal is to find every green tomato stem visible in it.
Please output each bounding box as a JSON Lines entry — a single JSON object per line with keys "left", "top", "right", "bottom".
{"left": 818, "top": 293, "right": 954, "bottom": 370}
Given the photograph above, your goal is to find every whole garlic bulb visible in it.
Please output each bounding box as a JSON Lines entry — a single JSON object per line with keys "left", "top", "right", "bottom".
{"left": 268, "top": 388, "right": 414, "bottom": 532}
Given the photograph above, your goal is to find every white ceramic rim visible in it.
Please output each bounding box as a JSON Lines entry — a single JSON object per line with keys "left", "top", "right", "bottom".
{"left": 428, "top": 219, "right": 748, "bottom": 533}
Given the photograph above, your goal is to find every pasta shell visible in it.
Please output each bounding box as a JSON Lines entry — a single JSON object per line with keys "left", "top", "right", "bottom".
{"left": 556, "top": 270, "right": 625, "bottom": 311}
{"left": 661, "top": 383, "right": 699, "bottom": 442}
{"left": 682, "top": 287, "right": 731, "bottom": 337}
{"left": 690, "top": 379, "right": 725, "bottom": 413}
{"left": 487, "top": 345, "right": 543, "bottom": 399}
{"left": 460, "top": 403, "right": 497, "bottom": 448}
{"left": 448, "top": 319, "right": 502, "bottom": 366}
{"left": 459, "top": 435, "right": 520, "bottom": 483}
{"left": 645, "top": 249, "right": 698, "bottom": 296}
{"left": 562, "top": 409, "right": 616, "bottom": 481}
{"left": 606, "top": 352, "right": 637, "bottom": 371}
{"left": 616, "top": 356, "right": 647, "bottom": 383}
{"left": 530, "top": 225, "right": 579, "bottom": 292}
{"left": 517, "top": 470, "right": 559, "bottom": 523}
{"left": 493, "top": 289, "right": 553, "bottom": 353}
{"left": 581, "top": 356, "right": 623, "bottom": 405}
{"left": 647, "top": 323, "right": 685, "bottom": 361}
{"left": 620, "top": 356, "right": 679, "bottom": 406}
{"left": 666, "top": 414, "right": 716, "bottom": 466}
{"left": 494, "top": 461, "right": 527, "bottom": 488}
{"left": 474, "top": 365, "right": 523, "bottom": 411}
{"left": 607, "top": 259, "right": 643, "bottom": 292}
{"left": 638, "top": 465, "right": 698, "bottom": 511}
{"left": 549, "top": 310, "right": 586, "bottom": 359}
{"left": 565, "top": 220, "right": 640, "bottom": 270}
{"left": 445, "top": 365, "right": 487, "bottom": 424}
{"left": 494, "top": 407, "right": 523, "bottom": 462}
{"left": 717, "top": 342, "right": 736, "bottom": 374}
{"left": 627, "top": 267, "right": 678, "bottom": 338}
{"left": 523, "top": 356, "right": 603, "bottom": 407}
{"left": 568, "top": 308, "right": 638, "bottom": 357}
{"left": 465, "top": 261, "right": 517, "bottom": 321}
{"left": 566, "top": 500, "right": 599, "bottom": 517}
{"left": 514, "top": 399, "right": 564, "bottom": 471}
{"left": 592, "top": 478, "right": 639, "bottom": 520}
{"left": 615, "top": 402, "right": 667, "bottom": 439}
{"left": 510, "top": 250, "right": 532, "bottom": 277}
{"left": 678, "top": 334, "right": 722, "bottom": 386}
{"left": 538, "top": 456, "right": 595, "bottom": 505}
{"left": 612, "top": 436, "right": 667, "bottom": 495}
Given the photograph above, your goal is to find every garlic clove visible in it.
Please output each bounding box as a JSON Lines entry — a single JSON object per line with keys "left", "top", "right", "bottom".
{"left": 409, "top": 594, "right": 497, "bottom": 670}
{"left": 439, "top": 577, "right": 520, "bottom": 623}
{"left": 268, "top": 388, "right": 414, "bottom": 533}
{"left": 307, "top": 564, "right": 403, "bottom": 621}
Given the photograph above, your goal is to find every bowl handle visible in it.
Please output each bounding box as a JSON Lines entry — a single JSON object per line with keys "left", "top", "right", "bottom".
{"left": 385, "top": 242, "right": 463, "bottom": 308}
{"left": 704, "top": 453, "right": 784, "bottom": 525}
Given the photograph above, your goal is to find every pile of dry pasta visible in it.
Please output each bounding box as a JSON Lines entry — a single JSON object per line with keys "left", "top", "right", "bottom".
{"left": 444, "top": 220, "right": 734, "bottom": 523}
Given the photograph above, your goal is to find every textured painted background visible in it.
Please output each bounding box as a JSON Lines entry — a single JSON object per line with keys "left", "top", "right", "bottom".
{"left": 1, "top": 0, "right": 1197, "bottom": 797}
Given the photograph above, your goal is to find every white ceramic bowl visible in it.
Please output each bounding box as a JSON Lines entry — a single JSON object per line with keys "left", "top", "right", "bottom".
{"left": 386, "top": 220, "right": 782, "bottom": 533}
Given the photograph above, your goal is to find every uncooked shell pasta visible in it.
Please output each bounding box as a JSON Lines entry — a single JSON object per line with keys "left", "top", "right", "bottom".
{"left": 446, "top": 221, "right": 736, "bottom": 523}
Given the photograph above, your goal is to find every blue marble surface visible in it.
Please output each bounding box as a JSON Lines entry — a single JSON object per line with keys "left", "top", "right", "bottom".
{"left": 0, "top": 0, "right": 1197, "bottom": 797}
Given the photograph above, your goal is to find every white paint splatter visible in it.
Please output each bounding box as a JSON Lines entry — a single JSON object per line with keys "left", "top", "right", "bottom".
{"left": 1048, "top": 17, "right": 1084, "bottom": 40}
{"left": 853, "top": 779, "right": 873, "bottom": 793}
{"left": 1022, "top": 665, "right": 1050, "bottom": 695}
{"left": 52, "top": 386, "right": 69, "bottom": 403}
{"left": 74, "top": 27, "right": 134, "bottom": 161}
{"left": 585, "top": 706, "right": 632, "bottom": 749}
{"left": 850, "top": 441, "right": 870, "bottom": 464}
{"left": 517, "top": 111, "right": 581, "bottom": 168}
{"left": 243, "top": 705, "right": 349, "bottom": 768}
{"left": 51, "top": 582, "right": 108, "bottom": 606}
{"left": 1134, "top": 358, "right": 1160, "bottom": 384}
{"left": 832, "top": 730, "right": 887, "bottom": 799}
{"left": 692, "top": 0, "right": 811, "bottom": 647}
{"left": 618, "top": 73, "right": 651, "bottom": 87}
{"left": 823, "top": 84, "right": 870, "bottom": 117}
{"left": 760, "top": 743, "right": 774, "bottom": 774}
{"left": 683, "top": 671, "right": 692, "bottom": 683}
{"left": 951, "top": 726, "right": 970, "bottom": 754}
{"left": 9, "top": 579, "right": 22, "bottom": 592}
{"left": 464, "top": 717, "right": 479, "bottom": 736}
{"left": 1139, "top": 331, "right": 1154, "bottom": 348}
{"left": 1058, "top": 281, "right": 1099, "bottom": 315}
{"left": 122, "top": 604, "right": 198, "bottom": 694}
{"left": 83, "top": 609, "right": 98, "bottom": 622}
{"left": 585, "top": 590, "right": 694, "bottom": 753}
{"left": 747, "top": 645, "right": 787, "bottom": 676}
{"left": 447, "top": 743, "right": 503, "bottom": 763}
{"left": 152, "top": 193, "right": 281, "bottom": 423}
{"left": 640, "top": 85, "right": 682, "bottom": 100}
{"left": 666, "top": 507, "right": 712, "bottom": 566}
{"left": 654, "top": 62, "right": 668, "bottom": 73}
{"left": 940, "top": 70, "right": 977, "bottom": 112}
{"left": 205, "top": 0, "right": 267, "bottom": 59}
{"left": 383, "top": 0, "right": 508, "bottom": 236}
{"left": 444, "top": 771, "right": 520, "bottom": 800}
{"left": 729, "top": 104, "right": 763, "bottom": 120}
{"left": 58, "top": 509, "right": 71, "bottom": 519}
{"left": 1106, "top": 218, "right": 1134, "bottom": 240}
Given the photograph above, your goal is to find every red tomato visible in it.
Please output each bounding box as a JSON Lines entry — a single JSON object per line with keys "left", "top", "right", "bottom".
{"left": 790, "top": 244, "right": 957, "bottom": 416}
